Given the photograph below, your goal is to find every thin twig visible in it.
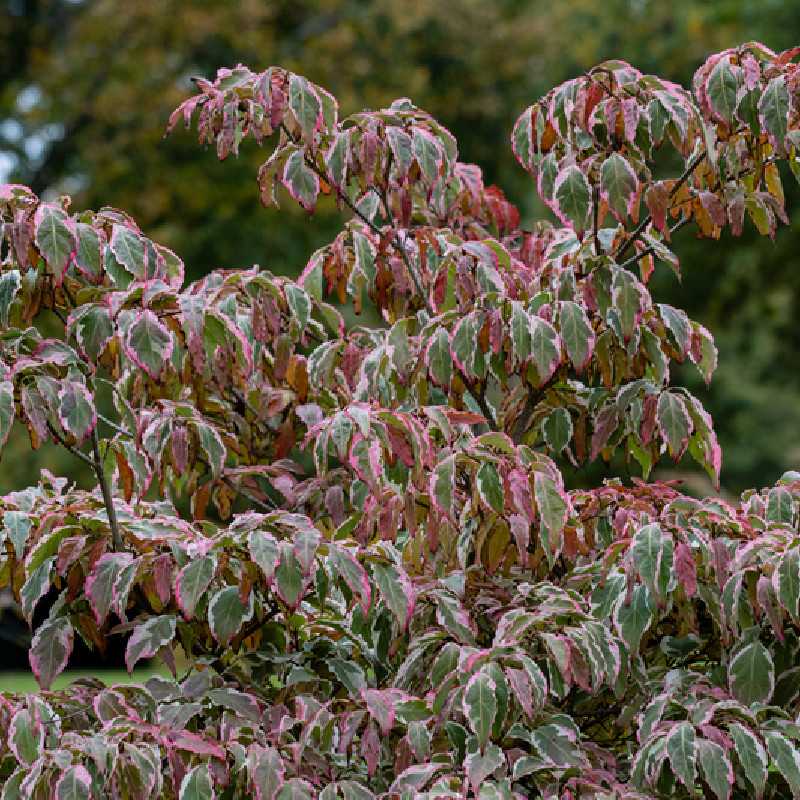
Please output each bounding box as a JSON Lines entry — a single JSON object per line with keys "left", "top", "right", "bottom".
{"left": 98, "top": 412, "right": 133, "bottom": 438}
{"left": 91, "top": 427, "right": 123, "bottom": 551}
{"left": 46, "top": 422, "right": 96, "bottom": 468}
{"left": 614, "top": 150, "right": 706, "bottom": 261}
{"left": 618, "top": 217, "right": 691, "bottom": 272}
{"left": 592, "top": 185, "right": 602, "bottom": 256}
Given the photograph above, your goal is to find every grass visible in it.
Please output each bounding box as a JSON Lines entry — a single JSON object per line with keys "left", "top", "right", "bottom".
{"left": 0, "top": 666, "right": 168, "bottom": 693}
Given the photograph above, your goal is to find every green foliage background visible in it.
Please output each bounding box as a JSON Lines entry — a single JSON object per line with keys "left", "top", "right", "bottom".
{"left": 1, "top": 0, "right": 799, "bottom": 495}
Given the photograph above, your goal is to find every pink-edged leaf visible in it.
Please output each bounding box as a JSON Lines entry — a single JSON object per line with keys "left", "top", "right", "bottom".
{"left": 57, "top": 381, "right": 96, "bottom": 442}
{"left": 167, "top": 730, "right": 226, "bottom": 760}
{"left": 657, "top": 391, "right": 692, "bottom": 459}
{"left": 54, "top": 765, "right": 92, "bottom": 800}
{"left": 529, "top": 316, "right": 561, "bottom": 385}
{"left": 125, "top": 614, "right": 176, "bottom": 672}
{"left": 179, "top": 764, "right": 215, "bottom": 800}
{"left": 86, "top": 552, "right": 134, "bottom": 626}
{"left": 601, "top": 153, "right": 638, "bottom": 222}
{"left": 282, "top": 149, "right": 319, "bottom": 212}
{"left": 534, "top": 471, "right": 569, "bottom": 561}
{"left": 9, "top": 707, "right": 43, "bottom": 765}
{"left": 208, "top": 585, "right": 254, "bottom": 645}
{"left": 247, "top": 744, "right": 285, "bottom": 800}
{"left": 125, "top": 309, "right": 173, "bottom": 379}
{"left": 559, "top": 301, "right": 595, "bottom": 373}
{"left": 34, "top": 203, "right": 76, "bottom": 282}
{"left": 330, "top": 545, "right": 371, "bottom": 613}
{"left": 465, "top": 742, "right": 504, "bottom": 792}
{"left": 373, "top": 562, "right": 415, "bottom": 630}
{"left": 175, "top": 555, "right": 216, "bottom": 619}
{"left": 29, "top": 617, "right": 73, "bottom": 690}
{"left": 362, "top": 688, "right": 398, "bottom": 736}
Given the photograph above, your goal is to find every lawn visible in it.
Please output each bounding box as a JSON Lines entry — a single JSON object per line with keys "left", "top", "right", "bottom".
{"left": 0, "top": 666, "right": 168, "bottom": 693}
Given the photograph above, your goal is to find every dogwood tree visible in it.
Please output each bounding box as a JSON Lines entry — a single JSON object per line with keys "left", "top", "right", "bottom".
{"left": 1, "top": 41, "right": 800, "bottom": 799}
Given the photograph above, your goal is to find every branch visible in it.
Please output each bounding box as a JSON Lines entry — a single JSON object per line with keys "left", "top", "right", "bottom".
{"left": 46, "top": 422, "right": 96, "bottom": 468}
{"left": 592, "top": 185, "right": 602, "bottom": 256}
{"left": 618, "top": 216, "right": 691, "bottom": 272}
{"left": 614, "top": 150, "right": 706, "bottom": 261}
{"left": 90, "top": 427, "right": 123, "bottom": 551}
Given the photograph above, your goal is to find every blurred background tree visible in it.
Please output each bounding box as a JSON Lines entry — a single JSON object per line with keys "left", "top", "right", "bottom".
{"left": 1, "top": 0, "right": 799, "bottom": 496}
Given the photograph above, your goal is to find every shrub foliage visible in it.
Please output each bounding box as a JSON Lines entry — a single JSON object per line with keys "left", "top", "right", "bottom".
{"left": 2, "top": 42, "right": 800, "bottom": 799}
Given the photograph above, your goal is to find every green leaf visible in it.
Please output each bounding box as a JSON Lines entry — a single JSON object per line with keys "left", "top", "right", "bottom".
{"left": 611, "top": 268, "right": 643, "bottom": 342}
{"left": 3, "top": 510, "right": 31, "bottom": 559}
{"left": 125, "top": 310, "right": 173, "bottom": 379}
{"left": 29, "top": 617, "right": 73, "bottom": 690}
{"left": 534, "top": 472, "right": 568, "bottom": 560}
{"left": 529, "top": 317, "right": 561, "bottom": 384}
{"left": 328, "top": 657, "right": 367, "bottom": 697}
{"left": 728, "top": 641, "right": 774, "bottom": 706}
{"left": 412, "top": 129, "right": 442, "bottom": 182}
{"left": 58, "top": 381, "right": 96, "bottom": 442}
{"left": 194, "top": 421, "right": 226, "bottom": 477}
{"left": 759, "top": 76, "right": 790, "bottom": 153}
{"left": 125, "top": 614, "right": 176, "bottom": 672}
{"left": 179, "top": 764, "right": 214, "bottom": 800}
{"left": 55, "top": 765, "right": 92, "bottom": 800}
{"left": 554, "top": 165, "right": 591, "bottom": 231}
{"left": 510, "top": 302, "right": 531, "bottom": 365}
{"left": 208, "top": 585, "right": 254, "bottom": 645}
{"left": 707, "top": 57, "right": 740, "bottom": 124}
{"left": 463, "top": 670, "right": 497, "bottom": 750}
{"left": 542, "top": 408, "right": 573, "bottom": 454}
{"left": 431, "top": 454, "right": 456, "bottom": 517}
{"left": 9, "top": 708, "right": 43, "bottom": 765}
{"left": 289, "top": 74, "right": 321, "bottom": 138}
{"left": 283, "top": 149, "right": 319, "bottom": 212}
{"left": 667, "top": 721, "right": 696, "bottom": 791}
{"left": 779, "top": 547, "right": 800, "bottom": 620}
{"left": 657, "top": 392, "right": 692, "bottom": 459}
{"left": 20, "top": 556, "right": 55, "bottom": 623}
{"left": 284, "top": 283, "right": 311, "bottom": 331}
{"left": 476, "top": 462, "right": 504, "bottom": 514}
{"left": 426, "top": 326, "right": 453, "bottom": 387}
{"left": 275, "top": 549, "right": 305, "bottom": 609}
{"left": 34, "top": 203, "right": 76, "bottom": 278}
{"left": 631, "top": 523, "right": 673, "bottom": 602}
{"left": 276, "top": 780, "right": 314, "bottom": 800}
{"left": 614, "top": 584, "right": 653, "bottom": 652}
{"left": 765, "top": 731, "right": 800, "bottom": 797}
{"left": 373, "top": 562, "right": 415, "bottom": 629}
{"left": 729, "top": 723, "right": 767, "bottom": 799}
{"left": 601, "top": 153, "right": 638, "bottom": 221}
{"left": 110, "top": 224, "right": 146, "bottom": 279}
{"left": 73, "top": 222, "right": 102, "bottom": 280}
{"left": 559, "top": 300, "right": 594, "bottom": 372}
{"left": 175, "top": 555, "right": 215, "bottom": 619}
{"left": 464, "top": 741, "right": 504, "bottom": 792}
{"left": 0, "top": 380, "right": 14, "bottom": 454}
{"left": 698, "top": 739, "right": 732, "bottom": 800}
{"left": 73, "top": 304, "right": 114, "bottom": 362}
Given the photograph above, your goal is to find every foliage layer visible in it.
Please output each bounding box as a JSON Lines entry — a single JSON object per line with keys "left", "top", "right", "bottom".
{"left": 2, "top": 41, "right": 800, "bottom": 799}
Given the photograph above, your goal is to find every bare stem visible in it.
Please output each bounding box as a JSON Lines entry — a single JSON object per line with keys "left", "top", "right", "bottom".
{"left": 91, "top": 427, "right": 123, "bottom": 551}
{"left": 614, "top": 150, "right": 706, "bottom": 261}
